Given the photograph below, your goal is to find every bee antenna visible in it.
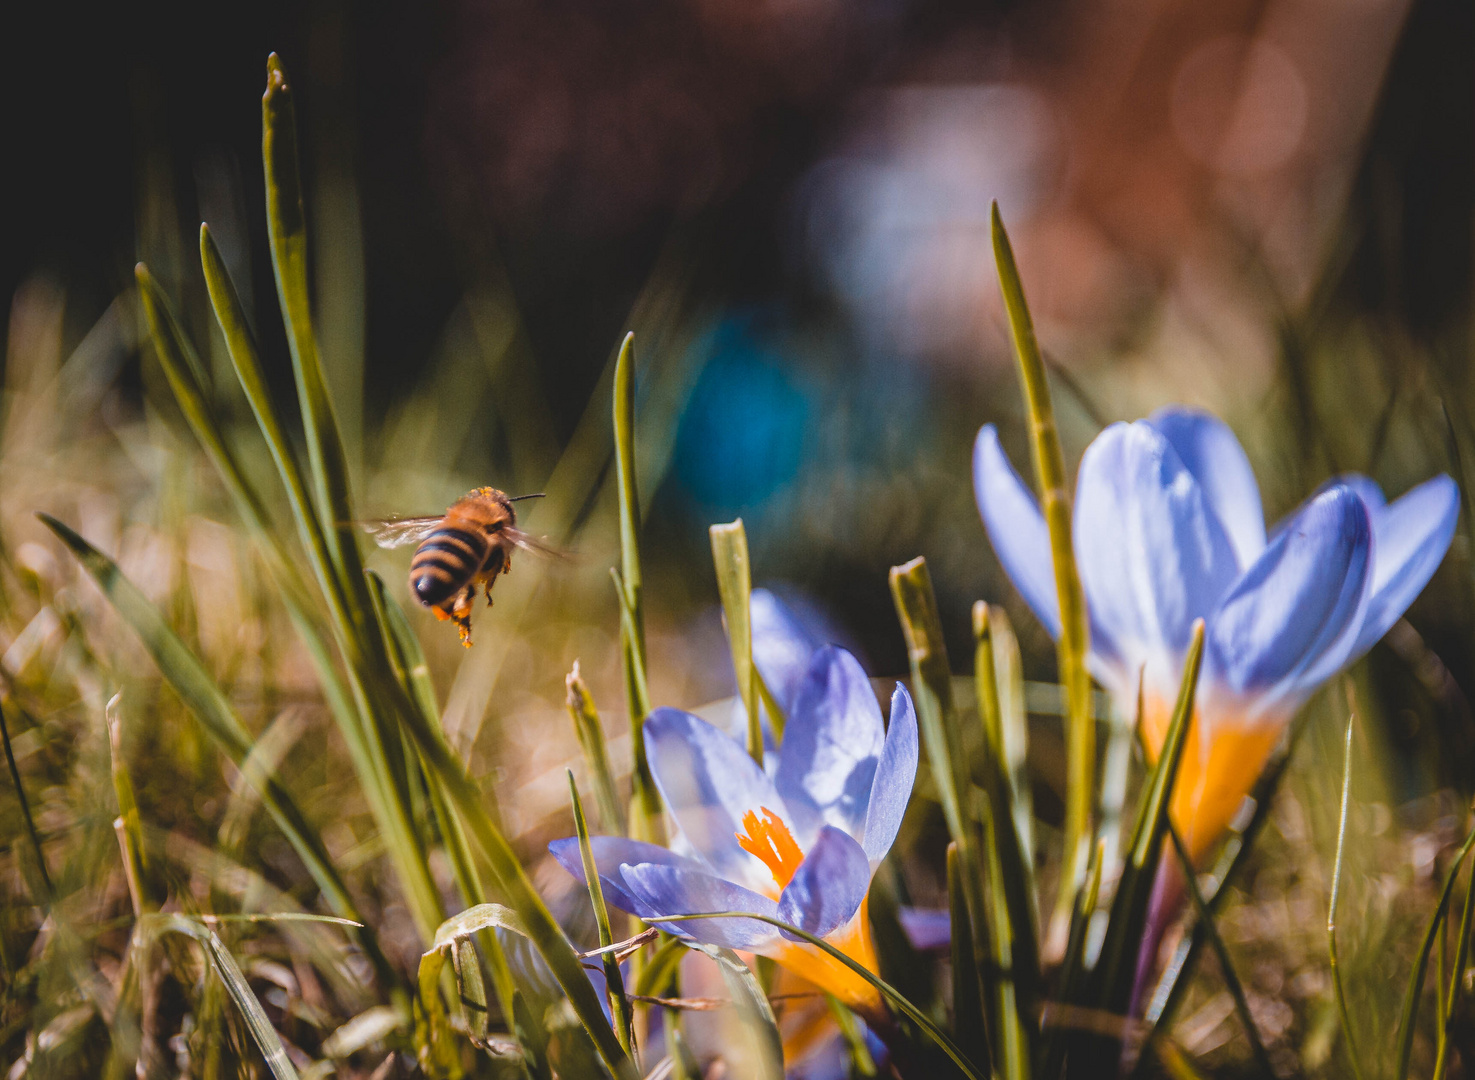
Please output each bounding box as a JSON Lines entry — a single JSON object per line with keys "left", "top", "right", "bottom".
{"left": 508, "top": 493, "right": 547, "bottom": 502}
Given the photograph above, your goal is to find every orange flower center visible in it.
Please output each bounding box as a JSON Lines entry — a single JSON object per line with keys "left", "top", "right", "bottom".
{"left": 735, "top": 807, "right": 804, "bottom": 890}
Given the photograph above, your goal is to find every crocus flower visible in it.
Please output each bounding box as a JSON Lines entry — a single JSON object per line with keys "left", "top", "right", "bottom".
{"left": 974, "top": 407, "right": 1458, "bottom": 862}
{"left": 551, "top": 639, "right": 918, "bottom": 1023}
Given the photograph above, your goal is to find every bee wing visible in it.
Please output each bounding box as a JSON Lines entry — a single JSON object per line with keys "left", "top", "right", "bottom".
{"left": 353, "top": 516, "right": 445, "bottom": 549}
{"left": 503, "top": 527, "right": 568, "bottom": 560}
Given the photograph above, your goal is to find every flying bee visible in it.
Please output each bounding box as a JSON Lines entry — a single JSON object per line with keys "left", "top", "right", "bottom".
{"left": 357, "top": 487, "right": 554, "bottom": 646}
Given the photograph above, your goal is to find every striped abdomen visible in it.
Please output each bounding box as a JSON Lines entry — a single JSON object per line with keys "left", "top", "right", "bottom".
{"left": 409, "top": 523, "right": 495, "bottom": 607}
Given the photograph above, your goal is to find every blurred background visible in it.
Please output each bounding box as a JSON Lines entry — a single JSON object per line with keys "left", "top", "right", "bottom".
{"left": 2, "top": 0, "right": 1473, "bottom": 1072}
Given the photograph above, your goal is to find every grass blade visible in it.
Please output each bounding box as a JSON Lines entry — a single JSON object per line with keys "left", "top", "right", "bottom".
{"left": 1092, "top": 620, "right": 1203, "bottom": 1021}
{"left": 1435, "top": 835, "right": 1475, "bottom": 1076}
{"left": 569, "top": 771, "right": 634, "bottom": 1056}
{"left": 1328, "top": 713, "right": 1369, "bottom": 1080}
{"left": 947, "top": 842, "right": 990, "bottom": 1071}
{"left": 387, "top": 674, "right": 635, "bottom": 1076}
{"left": 149, "top": 247, "right": 444, "bottom": 941}
{"left": 986, "top": 605, "right": 1033, "bottom": 892}
{"left": 262, "top": 55, "right": 361, "bottom": 613}
{"left": 991, "top": 202, "right": 1093, "bottom": 948}
{"left": 1165, "top": 822, "right": 1273, "bottom": 1076}
{"left": 973, "top": 603, "right": 1037, "bottom": 1080}
{"left": 710, "top": 519, "right": 762, "bottom": 762}
{"left": 0, "top": 700, "right": 52, "bottom": 901}
{"left": 366, "top": 569, "right": 521, "bottom": 1032}
{"left": 686, "top": 944, "right": 783, "bottom": 1080}
{"left": 657, "top": 913, "right": 987, "bottom": 1080}
{"left": 566, "top": 662, "right": 624, "bottom": 835}
{"left": 612, "top": 333, "right": 661, "bottom": 843}
{"left": 1393, "top": 813, "right": 1475, "bottom": 1080}
{"left": 146, "top": 914, "right": 303, "bottom": 1080}
{"left": 106, "top": 693, "right": 150, "bottom": 914}
{"left": 39, "top": 514, "right": 391, "bottom": 982}
{"left": 889, "top": 558, "right": 991, "bottom": 984}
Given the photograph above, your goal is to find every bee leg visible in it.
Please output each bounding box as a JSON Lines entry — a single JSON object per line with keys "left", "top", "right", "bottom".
{"left": 450, "top": 588, "right": 475, "bottom": 647}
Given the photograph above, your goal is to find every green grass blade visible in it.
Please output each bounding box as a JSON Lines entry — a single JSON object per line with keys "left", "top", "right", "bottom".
{"left": 414, "top": 943, "right": 465, "bottom": 1078}
{"left": 991, "top": 203, "right": 1093, "bottom": 948}
{"left": 612, "top": 333, "right": 661, "bottom": 843}
{"left": 566, "top": 662, "right": 625, "bottom": 835}
{"left": 1435, "top": 836, "right": 1475, "bottom": 1076}
{"left": 1165, "top": 822, "right": 1273, "bottom": 1076}
{"left": 146, "top": 914, "right": 302, "bottom": 1080}
{"left": 0, "top": 700, "right": 52, "bottom": 902}
{"left": 142, "top": 252, "right": 399, "bottom": 855}
{"left": 569, "top": 773, "right": 634, "bottom": 1056}
{"left": 366, "top": 569, "right": 521, "bottom": 1030}
{"left": 973, "top": 604, "right": 1037, "bottom": 1080}
{"left": 39, "top": 515, "right": 382, "bottom": 965}
{"left": 889, "top": 558, "right": 990, "bottom": 981}
{"left": 261, "top": 55, "right": 362, "bottom": 610}
{"left": 827, "top": 993, "right": 879, "bottom": 1077}
{"left": 687, "top": 944, "right": 784, "bottom": 1080}
{"left": 710, "top": 519, "right": 762, "bottom": 762}
{"left": 985, "top": 605, "right": 1033, "bottom": 893}
{"left": 199, "top": 224, "right": 350, "bottom": 628}
{"left": 657, "top": 913, "right": 987, "bottom": 1080}
{"left": 231, "top": 77, "right": 448, "bottom": 940}
{"left": 105, "top": 693, "right": 150, "bottom": 913}
{"left": 947, "top": 842, "right": 990, "bottom": 1070}
{"left": 1092, "top": 620, "right": 1203, "bottom": 1019}
{"left": 1393, "top": 814, "right": 1475, "bottom": 1080}
{"left": 1328, "top": 713, "right": 1369, "bottom": 1080}
{"left": 390, "top": 682, "right": 635, "bottom": 1077}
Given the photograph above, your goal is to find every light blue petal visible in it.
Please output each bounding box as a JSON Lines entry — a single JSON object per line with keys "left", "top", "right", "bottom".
{"left": 1074, "top": 421, "right": 1240, "bottom": 694}
{"left": 1147, "top": 407, "right": 1266, "bottom": 570}
{"left": 1351, "top": 474, "right": 1459, "bottom": 657}
{"left": 860, "top": 685, "right": 918, "bottom": 866}
{"left": 774, "top": 646, "right": 884, "bottom": 847}
{"left": 897, "top": 906, "right": 951, "bottom": 951}
{"left": 776, "top": 826, "right": 871, "bottom": 941}
{"left": 548, "top": 835, "right": 700, "bottom": 919}
{"left": 645, "top": 708, "right": 793, "bottom": 895}
{"left": 620, "top": 863, "right": 780, "bottom": 951}
{"left": 751, "top": 588, "right": 822, "bottom": 715}
{"left": 973, "top": 425, "right": 1062, "bottom": 638}
{"left": 1207, "top": 486, "right": 1372, "bottom": 705}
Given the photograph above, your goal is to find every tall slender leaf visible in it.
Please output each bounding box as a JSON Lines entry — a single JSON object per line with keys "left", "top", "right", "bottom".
{"left": 710, "top": 519, "right": 762, "bottom": 761}
{"left": 0, "top": 700, "right": 52, "bottom": 901}
{"left": 144, "top": 914, "right": 304, "bottom": 1080}
{"left": 1328, "top": 713, "right": 1369, "bottom": 1080}
{"left": 947, "top": 843, "right": 989, "bottom": 1070}
{"left": 1393, "top": 816, "right": 1475, "bottom": 1080}
{"left": 889, "top": 558, "right": 989, "bottom": 981}
{"left": 40, "top": 514, "right": 388, "bottom": 976}
{"left": 973, "top": 602, "right": 1041, "bottom": 1074}
{"left": 566, "top": 662, "right": 624, "bottom": 835}
{"left": 1091, "top": 620, "right": 1204, "bottom": 1023}
{"left": 991, "top": 202, "right": 1093, "bottom": 947}
{"left": 569, "top": 773, "right": 634, "bottom": 1056}
{"left": 612, "top": 333, "right": 661, "bottom": 843}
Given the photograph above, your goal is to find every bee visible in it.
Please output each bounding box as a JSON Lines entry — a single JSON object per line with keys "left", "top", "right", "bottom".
{"left": 358, "top": 487, "right": 553, "bottom": 646}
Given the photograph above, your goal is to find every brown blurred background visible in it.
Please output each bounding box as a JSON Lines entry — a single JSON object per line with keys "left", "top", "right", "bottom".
{"left": 2, "top": 0, "right": 1472, "bottom": 779}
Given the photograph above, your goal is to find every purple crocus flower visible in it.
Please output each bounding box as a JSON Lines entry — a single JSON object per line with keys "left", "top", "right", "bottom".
{"left": 974, "top": 406, "right": 1458, "bottom": 860}
{"left": 552, "top": 619, "right": 918, "bottom": 1023}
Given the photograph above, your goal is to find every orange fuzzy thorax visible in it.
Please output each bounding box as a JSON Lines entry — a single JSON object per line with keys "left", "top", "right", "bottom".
{"left": 736, "top": 808, "right": 804, "bottom": 891}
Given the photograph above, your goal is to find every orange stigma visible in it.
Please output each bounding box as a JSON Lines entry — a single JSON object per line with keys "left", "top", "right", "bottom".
{"left": 736, "top": 808, "right": 804, "bottom": 890}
